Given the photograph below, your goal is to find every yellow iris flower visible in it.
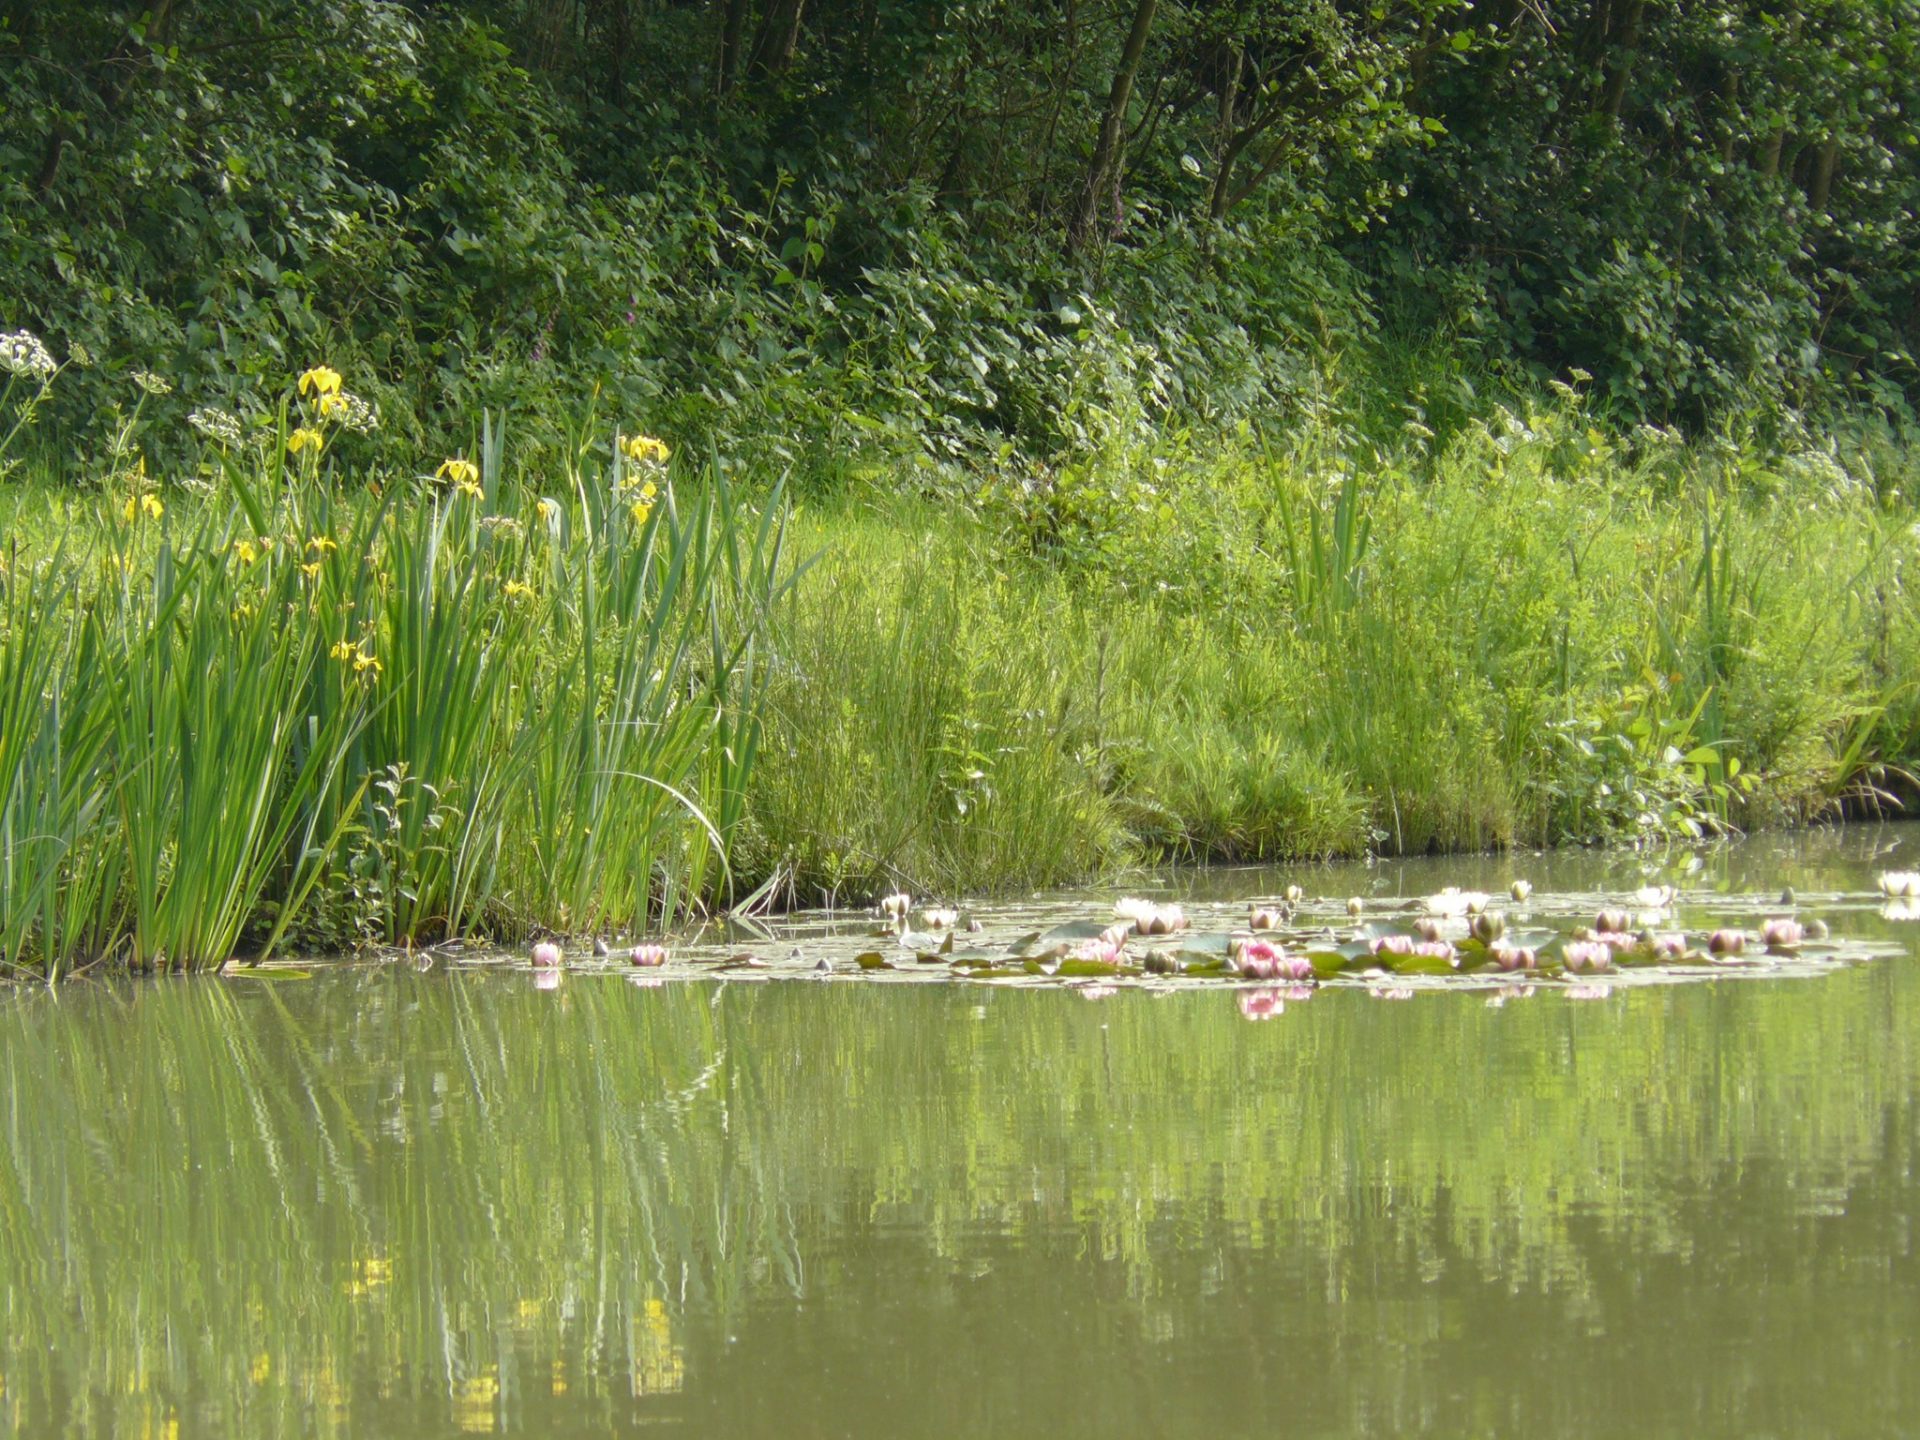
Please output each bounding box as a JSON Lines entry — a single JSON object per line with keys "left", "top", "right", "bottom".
{"left": 620, "top": 433, "right": 671, "bottom": 465}
{"left": 298, "top": 365, "right": 343, "bottom": 398}
{"left": 437, "top": 457, "right": 479, "bottom": 487}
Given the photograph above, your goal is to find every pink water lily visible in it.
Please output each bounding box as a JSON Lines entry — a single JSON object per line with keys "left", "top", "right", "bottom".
{"left": 1490, "top": 944, "right": 1537, "bottom": 972}
{"left": 531, "top": 941, "right": 562, "bottom": 968}
{"left": 1238, "top": 989, "right": 1286, "bottom": 1021}
{"left": 629, "top": 944, "right": 668, "bottom": 967}
{"left": 1707, "top": 928, "right": 1748, "bottom": 956}
{"left": 1759, "top": 917, "right": 1803, "bottom": 950}
{"left": 1562, "top": 940, "right": 1613, "bottom": 973}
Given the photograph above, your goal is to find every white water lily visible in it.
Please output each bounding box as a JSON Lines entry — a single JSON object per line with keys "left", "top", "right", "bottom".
{"left": 1876, "top": 871, "right": 1920, "bottom": 899}
{"left": 1114, "top": 898, "right": 1186, "bottom": 935}
{"left": 1510, "top": 880, "right": 1533, "bottom": 903}
{"left": 1423, "top": 888, "right": 1490, "bottom": 919}
{"left": 880, "top": 892, "right": 912, "bottom": 921}
{"left": 1634, "top": 884, "right": 1676, "bottom": 909}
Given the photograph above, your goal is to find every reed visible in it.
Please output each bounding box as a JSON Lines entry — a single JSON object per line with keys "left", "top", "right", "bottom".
{"left": 0, "top": 414, "right": 790, "bottom": 975}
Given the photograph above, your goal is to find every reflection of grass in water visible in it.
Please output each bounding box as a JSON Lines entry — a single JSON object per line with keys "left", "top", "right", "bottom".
{"left": 0, "top": 965, "right": 1912, "bottom": 1432}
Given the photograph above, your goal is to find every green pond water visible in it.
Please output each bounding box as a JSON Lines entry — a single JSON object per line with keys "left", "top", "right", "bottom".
{"left": 3, "top": 828, "right": 1919, "bottom": 1437}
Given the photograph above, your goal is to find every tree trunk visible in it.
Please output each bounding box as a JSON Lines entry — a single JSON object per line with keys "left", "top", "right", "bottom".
{"left": 718, "top": 0, "right": 750, "bottom": 94}
{"left": 748, "top": 0, "right": 807, "bottom": 80}
{"left": 1599, "top": 0, "right": 1644, "bottom": 118}
{"left": 1066, "top": 0, "right": 1158, "bottom": 255}
{"left": 1809, "top": 136, "right": 1839, "bottom": 212}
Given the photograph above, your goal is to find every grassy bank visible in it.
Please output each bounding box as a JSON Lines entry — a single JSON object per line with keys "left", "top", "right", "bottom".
{"left": 0, "top": 392, "right": 792, "bottom": 976}
{"left": 741, "top": 404, "right": 1920, "bottom": 903}
{"left": 3, "top": 362, "right": 1918, "bottom": 973}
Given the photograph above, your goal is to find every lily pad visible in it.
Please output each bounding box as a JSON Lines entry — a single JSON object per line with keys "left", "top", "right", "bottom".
{"left": 854, "top": 951, "right": 895, "bottom": 971}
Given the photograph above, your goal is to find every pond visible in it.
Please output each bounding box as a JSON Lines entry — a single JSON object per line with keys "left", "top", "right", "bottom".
{"left": 2, "top": 826, "right": 1917, "bottom": 1436}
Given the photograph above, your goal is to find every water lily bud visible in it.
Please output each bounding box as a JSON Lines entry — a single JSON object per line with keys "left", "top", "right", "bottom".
{"left": 1347, "top": 896, "right": 1365, "bottom": 917}
{"left": 1778, "top": 887, "right": 1796, "bottom": 906}
{"left": 1465, "top": 893, "right": 1489, "bottom": 916}
{"left": 1707, "top": 928, "right": 1747, "bottom": 956}
{"left": 1369, "top": 934, "right": 1416, "bottom": 957}
{"left": 1510, "top": 880, "right": 1533, "bottom": 903}
{"left": 1562, "top": 940, "right": 1613, "bottom": 973}
{"left": 1595, "top": 908, "right": 1632, "bottom": 934}
{"left": 1143, "top": 950, "right": 1179, "bottom": 975}
{"left": 1249, "top": 906, "right": 1286, "bottom": 931}
{"left": 1285, "top": 885, "right": 1305, "bottom": 905}
{"left": 1470, "top": 911, "right": 1507, "bottom": 944}
{"left": 629, "top": 944, "right": 667, "bottom": 967}
{"left": 531, "top": 941, "right": 562, "bottom": 968}
{"left": 592, "top": 937, "right": 610, "bottom": 957}
{"left": 1414, "top": 917, "right": 1447, "bottom": 942}
{"left": 1650, "top": 933, "right": 1687, "bottom": 961}
{"left": 1805, "top": 918, "right": 1829, "bottom": 940}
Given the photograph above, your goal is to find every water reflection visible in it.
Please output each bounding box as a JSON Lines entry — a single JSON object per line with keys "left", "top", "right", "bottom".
{"left": 0, "top": 829, "right": 1916, "bottom": 1436}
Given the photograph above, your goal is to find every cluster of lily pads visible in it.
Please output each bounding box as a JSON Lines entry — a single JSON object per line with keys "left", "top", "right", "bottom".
{"left": 504, "top": 871, "right": 1908, "bottom": 998}
{"left": 846, "top": 879, "right": 1845, "bottom": 988}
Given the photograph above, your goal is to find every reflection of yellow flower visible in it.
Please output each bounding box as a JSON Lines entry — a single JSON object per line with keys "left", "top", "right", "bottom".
{"left": 437, "top": 457, "right": 479, "bottom": 486}
{"left": 620, "top": 433, "right": 671, "bottom": 465}
{"left": 453, "top": 1369, "right": 499, "bottom": 1433}
{"left": 298, "top": 365, "right": 342, "bottom": 398}
{"left": 287, "top": 427, "right": 325, "bottom": 455}
{"left": 631, "top": 1297, "right": 685, "bottom": 1396}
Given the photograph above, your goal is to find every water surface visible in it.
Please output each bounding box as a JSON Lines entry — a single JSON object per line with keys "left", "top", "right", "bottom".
{"left": 2, "top": 828, "right": 1917, "bottom": 1436}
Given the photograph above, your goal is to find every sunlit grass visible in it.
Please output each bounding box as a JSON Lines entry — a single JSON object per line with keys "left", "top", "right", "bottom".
{"left": 0, "top": 383, "right": 792, "bottom": 975}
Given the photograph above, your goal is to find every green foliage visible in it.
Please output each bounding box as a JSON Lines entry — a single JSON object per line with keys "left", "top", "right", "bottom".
{"left": 0, "top": 397, "right": 790, "bottom": 976}
{"left": 736, "top": 398, "right": 1920, "bottom": 901}
{"left": 3, "top": 0, "right": 1911, "bottom": 474}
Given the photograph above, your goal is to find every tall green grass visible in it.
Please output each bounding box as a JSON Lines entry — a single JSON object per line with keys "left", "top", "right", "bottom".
{"left": 0, "top": 438, "right": 792, "bottom": 976}
{"left": 5, "top": 377, "right": 1919, "bottom": 966}
{"left": 737, "top": 401, "right": 1920, "bottom": 901}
